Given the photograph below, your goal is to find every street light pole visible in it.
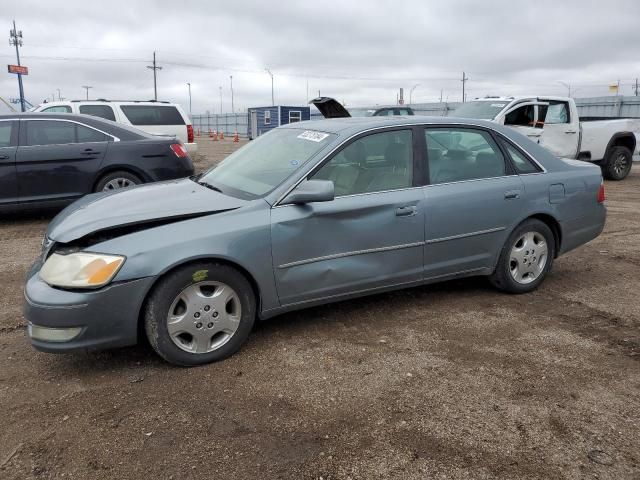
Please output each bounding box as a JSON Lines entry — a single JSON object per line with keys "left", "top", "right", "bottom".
{"left": 265, "top": 68, "right": 274, "bottom": 106}
{"left": 82, "top": 85, "right": 92, "bottom": 100}
{"left": 56, "top": 88, "right": 61, "bottom": 101}
{"left": 230, "top": 75, "right": 234, "bottom": 113}
{"left": 219, "top": 86, "right": 223, "bottom": 114}
{"left": 409, "top": 83, "right": 420, "bottom": 105}
{"left": 187, "top": 82, "right": 192, "bottom": 116}
{"left": 558, "top": 81, "right": 571, "bottom": 97}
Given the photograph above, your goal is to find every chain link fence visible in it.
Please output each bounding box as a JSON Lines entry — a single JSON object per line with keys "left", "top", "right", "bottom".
{"left": 191, "top": 113, "right": 248, "bottom": 137}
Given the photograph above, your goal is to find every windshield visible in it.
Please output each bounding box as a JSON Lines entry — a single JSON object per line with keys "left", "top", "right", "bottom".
{"left": 453, "top": 101, "right": 508, "bottom": 120}
{"left": 198, "top": 128, "right": 336, "bottom": 198}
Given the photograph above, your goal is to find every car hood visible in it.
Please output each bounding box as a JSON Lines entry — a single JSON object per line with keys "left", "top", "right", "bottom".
{"left": 47, "top": 178, "right": 248, "bottom": 243}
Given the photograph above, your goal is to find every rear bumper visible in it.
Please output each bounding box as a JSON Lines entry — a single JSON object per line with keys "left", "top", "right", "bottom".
{"left": 185, "top": 142, "right": 198, "bottom": 154}
{"left": 559, "top": 203, "right": 606, "bottom": 255}
{"left": 24, "top": 273, "right": 155, "bottom": 353}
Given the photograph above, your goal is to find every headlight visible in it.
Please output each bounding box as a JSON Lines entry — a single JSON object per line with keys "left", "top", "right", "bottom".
{"left": 39, "top": 252, "right": 125, "bottom": 289}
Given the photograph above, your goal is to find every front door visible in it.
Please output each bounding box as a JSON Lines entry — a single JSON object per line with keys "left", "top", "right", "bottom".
{"left": 0, "top": 120, "right": 18, "bottom": 207}
{"left": 499, "top": 101, "right": 547, "bottom": 145}
{"left": 16, "top": 119, "right": 108, "bottom": 205}
{"left": 423, "top": 127, "right": 525, "bottom": 279}
{"left": 271, "top": 128, "right": 425, "bottom": 306}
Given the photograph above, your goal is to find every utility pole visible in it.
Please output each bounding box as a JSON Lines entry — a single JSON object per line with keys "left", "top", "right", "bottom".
{"left": 187, "top": 83, "right": 192, "bottom": 116}
{"left": 230, "top": 75, "right": 234, "bottom": 113}
{"left": 82, "top": 85, "right": 92, "bottom": 100}
{"left": 147, "top": 51, "right": 162, "bottom": 101}
{"left": 634, "top": 78, "right": 639, "bottom": 96}
{"left": 439, "top": 89, "right": 443, "bottom": 103}
{"left": 56, "top": 88, "right": 62, "bottom": 101}
{"left": 9, "top": 20, "right": 26, "bottom": 112}
{"left": 461, "top": 71, "right": 469, "bottom": 103}
{"left": 265, "top": 68, "right": 274, "bottom": 106}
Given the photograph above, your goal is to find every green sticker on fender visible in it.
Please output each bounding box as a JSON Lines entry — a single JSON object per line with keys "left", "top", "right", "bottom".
{"left": 192, "top": 270, "right": 208, "bottom": 282}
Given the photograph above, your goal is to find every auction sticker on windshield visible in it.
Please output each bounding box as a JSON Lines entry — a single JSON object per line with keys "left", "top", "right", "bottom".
{"left": 297, "top": 131, "right": 330, "bottom": 142}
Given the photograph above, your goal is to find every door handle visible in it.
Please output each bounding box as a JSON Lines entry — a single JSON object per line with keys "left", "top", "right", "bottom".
{"left": 81, "top": 150, "right": 100, "bottom": 155}
{"left": 565, "top": 130, "right": 577, "bottom": 134}
{"left": 0, "top": 155, "right": 9, "bottom": 160}
{"left": 504, "top": 190, "right": 521, "bottom": 200}
{"left": 395, "top": 206, "right": 417, "bottom": 217}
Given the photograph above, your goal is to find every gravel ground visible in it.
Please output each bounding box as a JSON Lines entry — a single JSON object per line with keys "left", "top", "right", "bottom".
{"left": 0, "top": 139, "right": 638, "bottom": 479}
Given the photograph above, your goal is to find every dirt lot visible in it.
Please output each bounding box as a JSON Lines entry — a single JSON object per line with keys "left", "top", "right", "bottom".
{"left": 1, "top": 138, "right": 639, "bottom": 479}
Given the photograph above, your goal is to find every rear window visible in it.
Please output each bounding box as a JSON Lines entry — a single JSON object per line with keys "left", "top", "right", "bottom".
{"left": 79, "top": 105, "right": 116, "bottom": 122}
{"left": 120, "top": 105, "right": 185, "bottom": 126}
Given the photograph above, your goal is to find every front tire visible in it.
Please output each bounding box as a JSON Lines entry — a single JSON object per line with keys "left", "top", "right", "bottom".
{"left": 144, "top": 262, "right": 256, "bottom": 366}
{"left": 602, "top": 146, "right": 632, "bottom": 181}
{"left": 489, "top": 219, "right": 555, "bottom": 294}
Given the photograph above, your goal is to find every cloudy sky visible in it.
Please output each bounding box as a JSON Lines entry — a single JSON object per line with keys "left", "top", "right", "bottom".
{"left": 1, "top": 0, "right": 639, "bottom": 114}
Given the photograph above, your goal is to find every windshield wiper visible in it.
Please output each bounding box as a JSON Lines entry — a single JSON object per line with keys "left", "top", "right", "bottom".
{"left": 196, "top": 180, "right": 224, "bottom": 194}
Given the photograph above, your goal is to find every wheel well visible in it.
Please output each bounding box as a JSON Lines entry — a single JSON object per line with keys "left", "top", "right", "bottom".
{"left": 136, "top": 257, "right": 262, "bottom": 343}
{"left": 606, "top": 133, "right": 636, "bottom": 159}
{"left": 529, "top": 213, "right": 562, "bottom": 257}
{"left": 92, "top": 167, "right": 146, "bottom": 191}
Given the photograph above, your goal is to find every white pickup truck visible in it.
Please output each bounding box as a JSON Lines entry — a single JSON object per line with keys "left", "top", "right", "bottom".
{"left": 453, "top": 96, "right": 640, "bottom": 180}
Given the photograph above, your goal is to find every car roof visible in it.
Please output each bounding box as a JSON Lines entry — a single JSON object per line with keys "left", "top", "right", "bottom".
{"left": 280, "top": 115, "right": 499, "bottom": 135}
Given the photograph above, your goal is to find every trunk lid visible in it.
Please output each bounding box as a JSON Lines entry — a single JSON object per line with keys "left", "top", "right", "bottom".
{"left": 310, "top": 97, "right": 351, "bottom": 118}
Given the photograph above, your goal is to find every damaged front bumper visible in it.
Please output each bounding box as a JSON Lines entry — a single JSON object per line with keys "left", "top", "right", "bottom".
{"left": 24, "top": 272, "right": 155, "bottom": 353}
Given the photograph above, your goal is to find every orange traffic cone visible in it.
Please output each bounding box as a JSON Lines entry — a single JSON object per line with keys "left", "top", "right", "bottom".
{"left": 233, "top": 132, "right": 239, "bottom": 143}
{"left": 220, "top": 131, "right": 224, "bottom": 140}
{"left": 212, "top": 130, "right": 218, "bottom": 141}
{"left": 208, "top": 129, "right": 213, "bottom": 138}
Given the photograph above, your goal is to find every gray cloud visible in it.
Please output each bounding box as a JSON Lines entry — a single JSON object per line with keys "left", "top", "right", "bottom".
{"left": 1, "top": 0, "right": 639, "bottom": 114}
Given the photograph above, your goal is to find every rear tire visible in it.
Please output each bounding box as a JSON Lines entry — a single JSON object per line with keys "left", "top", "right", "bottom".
{"left": 94, "top": 171, "right": 142, "bottom": 192}
{"left": 144, "top": 262, "right": 256, "bottom": 366}
{"left": 602, "top": 146, "right": 632, "bottom": 181}
{"left": 489, "top": 219, "right": 555, "bottom": 294}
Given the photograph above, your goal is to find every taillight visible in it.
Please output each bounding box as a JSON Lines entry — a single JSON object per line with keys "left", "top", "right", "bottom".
{"left": 187, "top": 125, "right": 194, "bottom": 144}
{"left": 597, "top": 181, "right": 605, "bottom": 203}
{"left": 170, "top": 143, "right": 188, "bottom": 158}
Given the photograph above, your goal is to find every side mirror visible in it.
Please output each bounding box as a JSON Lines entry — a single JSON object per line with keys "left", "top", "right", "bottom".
{"left": 282, "top": 180, "right": 334, "bottom": 205}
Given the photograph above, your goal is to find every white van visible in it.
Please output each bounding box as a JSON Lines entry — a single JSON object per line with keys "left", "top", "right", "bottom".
{"left": 33, "top": 100, "right": 197, "bottom": 153}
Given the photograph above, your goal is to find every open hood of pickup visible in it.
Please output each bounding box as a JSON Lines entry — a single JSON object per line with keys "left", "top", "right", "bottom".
{"left": 47, "top": 178, "right": 248, "bottom": 243}
{"left": 310, "top": 97, "right": 351, "bottom": 118}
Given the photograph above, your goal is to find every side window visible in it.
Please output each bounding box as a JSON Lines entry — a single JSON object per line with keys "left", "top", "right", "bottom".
{"left": 77, "top": 124, "right": 109, "bottom": 143}
{"left": 79, "top": 105, "right": 116, "bottom": 122}
{"left": 312, "top": 129, "right": 413, "bottom": 196}
{"left": 25, "top": 121, "right": 76, "bottom": 146}
{"left": 41, "top": 105, "right": 71, "bottom": 113}
{"left": 119, "top": 105, "right": 185, "bottom": 126}
{"left": 425, "top": 128, "right": 506, "bottom": 184}
{"left": 502, "top": 141, "right": 540, "bottom": 174}
{"left": 0, "top": 123, "right": 13, "bottom": 147}
{"left": 543, "top": 102, "right": 569, "bottom": 124}
{"left": 264, "top": 110, "right": 271, "bottom": 125}
{"left": 504, "top": 104, "right": 535, "bottom": 127}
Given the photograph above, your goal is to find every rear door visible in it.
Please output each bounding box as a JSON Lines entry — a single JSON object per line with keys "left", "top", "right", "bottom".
{"left": 537, "top": 99, "right": 579, "bottom": 158}
{"left": 423, "top": 126, "right": 525, "bottom": 278}
{"left": 0, "top": 120, "right": 18, "bottom": 206}
{"left": 16, "top": 119, "right": 109, "bottom": 204}
{"left": 271, "top": 128, "right": 425, "bottom": 305}
{"left": 118, "top": 104, "right": 187, "bottom": 142}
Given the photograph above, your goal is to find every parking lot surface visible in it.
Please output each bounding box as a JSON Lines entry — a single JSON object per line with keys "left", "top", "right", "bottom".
{"left": 1, "top": 139, "right": 638, "bottom": 479}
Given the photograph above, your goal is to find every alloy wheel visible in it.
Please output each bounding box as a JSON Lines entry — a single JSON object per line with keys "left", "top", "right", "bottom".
{"left": 509, "top": 231, "right": 548, "bottom": 284}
